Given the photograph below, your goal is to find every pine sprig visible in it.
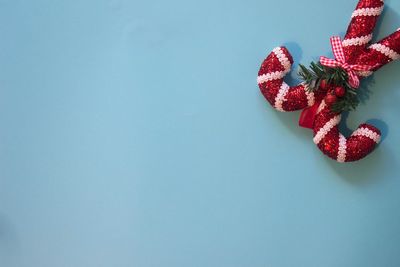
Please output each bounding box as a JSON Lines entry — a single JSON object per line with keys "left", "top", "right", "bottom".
{"left": 331, "top": 87, "right": 359, "bottom": 113}
{"left": 298, "top": 62, "right": 326, "bottom": 90}
{"left": 298, "top": 62, "right": 360, "bottom": 113}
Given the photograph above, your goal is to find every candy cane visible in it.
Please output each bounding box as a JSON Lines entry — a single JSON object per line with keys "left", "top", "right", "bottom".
{"left": 313, "top": 100, "right": 381, "bottom": 162}
{"left": 342, "top": 0, "right": 384, "bottom": 64}
{"left": 257, "top": 47, "right": 326, "bottom": 112}
{"left": 257, "top": 0, "right": 400, "bottom": 162}
{"left": 358, "top": 29, "right": 400, "bottom": 74}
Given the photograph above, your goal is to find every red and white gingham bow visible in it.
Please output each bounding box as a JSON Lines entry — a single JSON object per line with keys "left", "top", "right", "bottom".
{"left": 319, "top": 36, "right": 375, "bottom": 88}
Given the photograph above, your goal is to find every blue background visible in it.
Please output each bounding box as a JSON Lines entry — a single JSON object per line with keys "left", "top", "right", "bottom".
{"left": 1, "top": 0, "right": 400, "bottom": 266}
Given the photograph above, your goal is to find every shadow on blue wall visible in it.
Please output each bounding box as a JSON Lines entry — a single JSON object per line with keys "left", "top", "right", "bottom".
{"left": 374, "top": 5, "right": 400, "bottom": 41}
{"left": 282, "top": 41, "right": 303, "bottom": 85}
{"left": 0, "top": 214, "right": 20, "bottom": 266}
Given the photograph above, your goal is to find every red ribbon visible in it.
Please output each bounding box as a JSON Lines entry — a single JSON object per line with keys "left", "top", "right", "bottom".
{"left": 299, "top": 101, "right": 321, "bottom": 129}
{"left": 319, "top": 36, "right": 375, "bottom": 88}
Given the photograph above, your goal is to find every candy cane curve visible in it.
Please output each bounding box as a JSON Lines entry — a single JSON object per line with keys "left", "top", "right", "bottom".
{"left": 313, "top": 101, "right": 381, "bottom": 162}
{"left": 257, "top": 47, "right": 327, "bottom": 112}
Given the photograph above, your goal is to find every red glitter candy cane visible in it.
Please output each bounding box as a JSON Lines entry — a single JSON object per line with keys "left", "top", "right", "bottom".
{"left": 257, "top": 0, "right": 400, "bottom": 162}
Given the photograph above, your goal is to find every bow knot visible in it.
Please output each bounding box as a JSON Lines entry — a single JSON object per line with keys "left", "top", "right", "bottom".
{"left": 319, "top": 36, "right": 375, "bottom": 88}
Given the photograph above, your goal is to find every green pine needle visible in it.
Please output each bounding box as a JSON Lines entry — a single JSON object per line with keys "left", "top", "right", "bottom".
{"left": 298, "top": 62, "right": 360, "bottom": 113}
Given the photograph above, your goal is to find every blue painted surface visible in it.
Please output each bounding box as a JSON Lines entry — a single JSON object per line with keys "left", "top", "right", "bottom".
{"left": 0, "top": 0, "right": 400, "bottom": 266}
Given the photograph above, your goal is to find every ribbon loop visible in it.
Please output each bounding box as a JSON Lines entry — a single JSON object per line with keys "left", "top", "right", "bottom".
{"left": 319, "top": 36, "right": 375, "bottom": 88}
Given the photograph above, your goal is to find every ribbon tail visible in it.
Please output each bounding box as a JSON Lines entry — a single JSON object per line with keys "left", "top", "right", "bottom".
{"left": 330, "top": 36, "right": 346, "bottom": 63}
{"left": 299, "top": 101, "right": 321, "bottom": 129}
{"left": 348, "top": 72, "right": 360, "bottom": 88}
{"left": 320, "top": 56, "right": 340, "bottom": 68}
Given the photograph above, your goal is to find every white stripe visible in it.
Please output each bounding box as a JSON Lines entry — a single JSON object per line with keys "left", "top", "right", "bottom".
{"left": 337, "top": 134, "right": 347, "bottom": 163}
{"left": 313, "top": 115, "right": 341, "bottom": 145}
{"left": 369, "top": 43, "right": 400, "bottom": 60}
{"left": 356, "top": 70, "right": 373, "bottom": 77}
{"left": 316, "top": 101, "right": 326, "bottom": 114}
{"left": 342, "top": 34, "right": 372, "bottom": 47}
{"left": 352, "top": 127, "right": 381, "bottom": 143}
{"left": 274, "top": 83, "right": 289, "bottom": 112}
{"left": 303, "top": 84, "right": 315, "bottom": 107}
{"left": 272, "top": 47, "right": 291, "bottom": 72}
{"left": 351, "top": 7, "right": 383, "bottom": 18}
{"left": 257, "top": 71, "right": 286, "bottom": 84}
